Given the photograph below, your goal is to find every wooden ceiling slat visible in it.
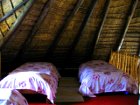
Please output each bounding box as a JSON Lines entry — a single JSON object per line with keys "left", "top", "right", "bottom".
{"left": 87, "top": 0, "right": 111, "bottom": 60}
{"left": 116, "top": 0, "right": 138, "bottom": 51}
{"left": 65, "top": 0, "right": 98, "bottom": 65}
{"left": 1, "top": 0, "right": 140, "bottom": 70}
{"left": 0, "top": 27, "right": 4, "bottom": 37}
{"left": 14, "top": 0, "right": 53, "bottom": 62}
{"left": 45, "top": 0, "right": 84, "bottom": 59}
{"left": 0, "top": 0, "right": 34, "bottom": 50}
{"left": 0, "top": 1, "right": 5, "bottom": 17}
{"left": 0, "top": 1, "right": 10, "bottom": 29}
{"left": 9, "top": 0, "right": 18, "bottom": 18}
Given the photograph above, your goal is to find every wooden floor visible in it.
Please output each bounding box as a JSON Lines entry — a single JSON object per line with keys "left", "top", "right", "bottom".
{"left": 55, "top": 77, "right": 84, "bottom": 104}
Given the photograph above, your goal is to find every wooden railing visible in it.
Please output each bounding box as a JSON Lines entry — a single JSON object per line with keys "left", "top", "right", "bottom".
{"left": 109, "top": 51, "right": 139, "bottom": 82}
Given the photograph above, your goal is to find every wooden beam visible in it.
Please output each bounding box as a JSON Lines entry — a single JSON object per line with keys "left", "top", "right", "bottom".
{"left": 86, "top": 0, "right": 111, "bottom": 60}
{"left": 116, "top": 0, "right": 138, "bottom": 51}
{"left": 0, "top": 27, "right": 4, "bottom": 37}
{"left": 45, "top": 0, "right": 84, "bottom": 59}
{"left": 9, "top": 0, "right": 18, "bottom": 18}
{"left": 14, "top": 0, "right": 53, "bottom": 62}
{"left": 0, "top": 0, "right": 29, "bottom": 22}
{"left": 0, "top": 1, "right": 10, "bottom": 29}
{"left": 0, "top": 0, "right": 34, "bottom": 50}
{"left": 65, "top": 0, "right": 98, "bottom": 62}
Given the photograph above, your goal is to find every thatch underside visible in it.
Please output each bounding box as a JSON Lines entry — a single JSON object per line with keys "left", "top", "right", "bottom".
{"left": 0, "top": 0, "right": 140, "bottom": 76}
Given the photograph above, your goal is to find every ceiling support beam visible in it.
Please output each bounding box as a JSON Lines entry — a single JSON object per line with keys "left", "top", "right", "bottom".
{"left": 65, "top": 0, "right": 98, "bottom": 64}
{"left": 14, "top": 0, "right": 53, "bottom": 62}
{"left": 86, "top": 0, "right": 111, "bottom": 60}
{"left": 45, "top": 0, "right": 84, "bottom": 59}
{"left": 116, "top": 0, "right": 138, "bottom": 52}
{"left": 0, "top": 0, "right": 34, "bottom": 50}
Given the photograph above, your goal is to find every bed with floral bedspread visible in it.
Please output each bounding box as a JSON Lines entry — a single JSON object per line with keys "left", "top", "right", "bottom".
{"left": 79, "top": 60, "right": 138, "bottom": 97}
{"left": 0, "top": 62, "right": 60, "bottom": 103}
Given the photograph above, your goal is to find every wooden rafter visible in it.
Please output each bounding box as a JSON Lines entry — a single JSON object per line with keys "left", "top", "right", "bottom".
{"left": 14, "top": 0, "right": 53, "bottom": 62}
{"left": 65, "top": 0, "right": 98, "bottom": 62}
{"left": 9, "top": 0, "right": 18, "bottom": 18}
{"left": 0, "top": 28, "right": 4, "bottom": 37}
{"left": 0, "top": 0, "right": 34, "bottom": 50}
{"left": 45, "top": 0, "right": 84, "bottom": 59}
{"left": 116, "top": 0, "right": 138, "bottom": 51}
{"left": 86, "top": 0, "right": 111, "bottom": 60}
{"left": 0, "top": 0, "right": 29, "bottom": 22}
{"left": 0, "top": 1, "right": 10, "bottom": 29}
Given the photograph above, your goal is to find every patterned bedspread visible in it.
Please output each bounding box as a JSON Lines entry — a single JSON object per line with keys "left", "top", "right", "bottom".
{"left": 79, "top": 60, "right": 138, "bottom": 97}
{"left": 0, "top": 62, "right": 60, "bottom": 103}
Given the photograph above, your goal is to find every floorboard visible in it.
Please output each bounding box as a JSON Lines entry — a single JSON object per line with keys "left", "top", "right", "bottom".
{"left": 55, "top": 77, "right": 84, "bottom": 104}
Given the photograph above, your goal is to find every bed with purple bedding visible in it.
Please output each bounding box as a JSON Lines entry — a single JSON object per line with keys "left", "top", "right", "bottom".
{"left": 0, "top": 62, "right": 60, "bottom": 103}
{"left": 78, "top": 60, "right": 138, "bottom": 97}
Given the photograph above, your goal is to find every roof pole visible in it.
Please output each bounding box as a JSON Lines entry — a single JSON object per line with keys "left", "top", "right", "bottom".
{"left": 116, "top": 0, "right": 138, "bottom": 51}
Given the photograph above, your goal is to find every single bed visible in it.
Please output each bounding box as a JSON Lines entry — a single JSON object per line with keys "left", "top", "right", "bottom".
{"left": 0, "top": 62, "right": 61, "bottom": 104}
{"left": 78, "top": 60, "right": 138, "bottom": 97}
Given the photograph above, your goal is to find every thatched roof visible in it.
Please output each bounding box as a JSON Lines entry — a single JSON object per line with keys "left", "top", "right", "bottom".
{"left": 0, "top": 0, "right": 140, "bottom": 75}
